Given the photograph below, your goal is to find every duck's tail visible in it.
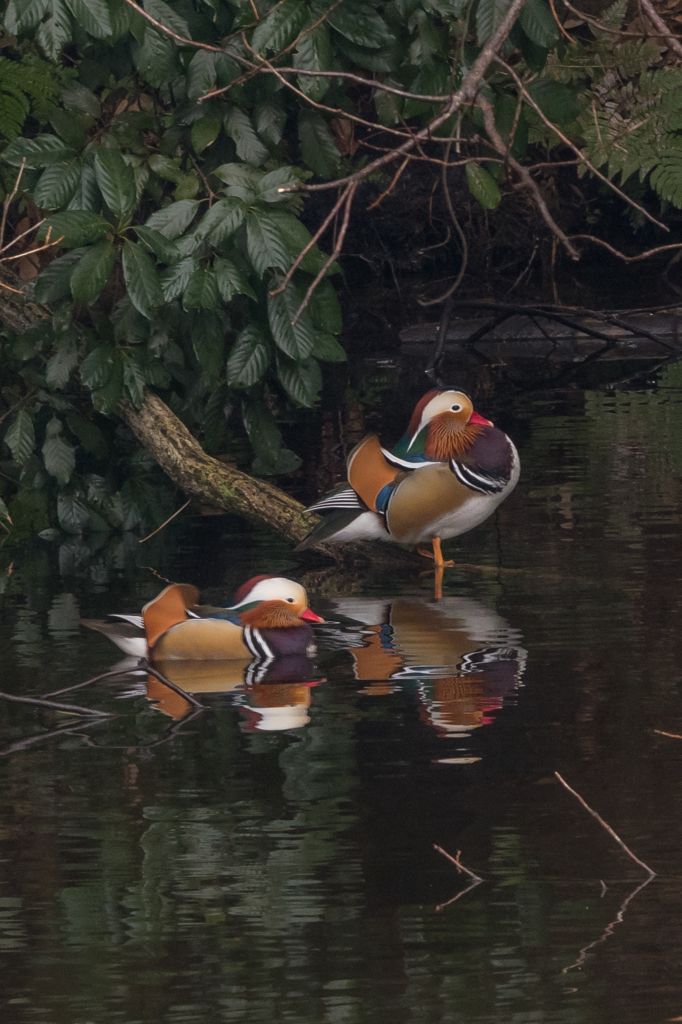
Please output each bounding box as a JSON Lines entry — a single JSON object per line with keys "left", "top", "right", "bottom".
{"left": 142, "top": 584, "right": 200, "bottom": 649}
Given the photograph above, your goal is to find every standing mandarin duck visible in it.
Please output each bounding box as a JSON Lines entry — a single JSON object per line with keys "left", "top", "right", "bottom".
{"left": 296, "top": 389, "right": 519, "bottom": 570}
{"left": 81, "top": 575, "right": 324, "bottom": 661}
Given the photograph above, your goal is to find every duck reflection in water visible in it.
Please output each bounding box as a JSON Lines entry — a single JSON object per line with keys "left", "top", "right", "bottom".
{"left": 322, "top": 595, "right": 526, "bottom": 737}
{"left": 145, "top": 653, "right": 323, "bottom": 730}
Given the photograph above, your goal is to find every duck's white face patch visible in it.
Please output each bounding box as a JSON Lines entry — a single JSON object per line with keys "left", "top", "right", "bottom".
{"left": 231, "top": 577, "right": 307, "bottom": 611}
{"left": 407, "top": 392, "right": 473, "bottom": 450}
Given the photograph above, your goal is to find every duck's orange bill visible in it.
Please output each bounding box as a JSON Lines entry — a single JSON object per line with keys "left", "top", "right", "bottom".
{"left": 300, "top": 608, "right": 324, "bottom": 623}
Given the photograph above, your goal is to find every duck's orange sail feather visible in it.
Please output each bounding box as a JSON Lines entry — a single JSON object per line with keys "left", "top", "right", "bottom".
{"left": 347, "top": 435, "right": 399, "bottom": 512}
{"left": 142, "top": 584, "right": 199, "bottom": 649}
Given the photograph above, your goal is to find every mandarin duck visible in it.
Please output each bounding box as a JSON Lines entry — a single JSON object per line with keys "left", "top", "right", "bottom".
{"left": 81, "top": 575, "right": 323, "bottom": 662}
{"left": 296, "top": 389, "right": 519, "bottom": 569}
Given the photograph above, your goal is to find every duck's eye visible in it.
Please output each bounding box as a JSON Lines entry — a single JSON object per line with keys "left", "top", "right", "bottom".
{"left": 451, "top": 404, "right": 461, "bottom": 412}
{"left": 286, "top": 597, "right": 295, "bottom": 603}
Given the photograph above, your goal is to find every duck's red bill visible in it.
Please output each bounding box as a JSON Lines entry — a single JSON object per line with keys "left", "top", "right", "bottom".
{"left": 300, "top": 608, "right": 325, "bottom": 623}
{"left": 470, "top": 411, "right": 493, "bottom": 426}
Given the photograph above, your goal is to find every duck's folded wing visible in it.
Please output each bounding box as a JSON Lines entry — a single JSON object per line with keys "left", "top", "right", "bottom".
{"left": 347, "top": 434, "right": 402, "bottom": 513}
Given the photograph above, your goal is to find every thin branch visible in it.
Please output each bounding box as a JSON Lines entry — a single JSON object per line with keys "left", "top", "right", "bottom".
{"left": 563, "top": 1, "right": 682, "bottom": 39}
{"left": 0, "top": 720, "right": 106, "bottom": 757}
{"left": 418, "top": 140, "right": 469, "bottom": 305}
{"left": 139, "top": 497, "right": 191, "bottom": 543}
{"left": 549, "top": 0, "right": 574, "bottom": 42}
{"left": 0, "top": 388, "right": 37, "bottom": 426}
{"left": 0, "top": 216, "right": 46, "bottom": 256}
{"left": 41, "top": 665, "right": 142, "bottom": 699}
{"left": 479, "top": 96, "right": 580, "bottom": 259}
{"left": 653, "top": 728, "right": 682, "bottom": 740}
{"left": 0, "top": 159, "right": 26, "bottom": 252}
{"left": 0, "top": 230, "right": 64, "bottom": 263}
{"left": 497, "top": 57, "right": 669, "bottom": 233}
{"left": 638, "top": 0, "right": 682, "bottom": 59}
{"left": 366, "top": 156, "right": 410, "bottom": 210}
{"left": 284, "top": 0, "right": 531, "bottom": 195}
{"left": 0, "top": 688, "right": 113, "bottom": 717}
{"left": 292, "top": 182, "right": 357, "bottom": 324}
{"left": 120, "top": 0, "right": 241, "bottom": 57}
{"left": 433, "top": 844, "right": 484, "bottom": 882}
{"left": 269, "top": 183, "right": 353, "bottom": 296}
{"left": 570, "top": 234, "right": 682, "bottom": 263}
{"left": 555, "top": 772, "right": 655, "bottom": 878}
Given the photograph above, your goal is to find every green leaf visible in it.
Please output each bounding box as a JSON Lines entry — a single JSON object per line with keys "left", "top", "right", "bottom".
{"left": 70, "top": 240, "right": 116, "bottom": 304}
{"left": 224, "top": 108, "right": 269, "bottom": 166}
{"left": 254, "top": 98, "right": 287, "bottom": 148}
{"left": 298, "top": 109, "right": 340, "bottom": 179}
{"left": 187, "top": 49, "right": 216, "bottom": 100}
{"left": 215, "top": 257, "right": 256, "bottom": 302}
{"left": 38, "top": 211, "right": 110, "bottom": 247}
{"left": 4, "top": 410, "right": 35, "bottom": 466}
{"left": 213, "top": 162, "right": 262, "bottom": 202}
{"left": 122, "top": 240, "right": 164, "bottom": 319}
{"left": 476, "top": 0, "right": 511, "bottom": 45}
{"left": 329, "top": 0, "right": 395, "bottom": 48}
{"left": 7, "top": 0, "right": 49, "bottom": 34}
{"left": 255, "top": 166, "right": 300, "bottom": 203}
{"left": 33, "top": 248, "right": 86, "bottom": 303}
{"left": 91, "top": 354, "right": 123, "bottom": 414}
{"left": 158, "top": 256, "right": 196, "bottom": 301}
{"left": 67, "top": 165, "right": 102, "bottom": 213}
{"left": 276, "top": 353, "right": 322, "bottom": 407}
{"left": 526, "top": 78, "right": 580, "bottom": 125}
{"left": 33, "top": 160, "right": 82, "bottom": 210}
{"left": 191, "top": 309, "right": 224, "bottom": 379}
{"left": 66, "top": 411, "right": 107, "bottom": 458}
{"left": 242, "top": 398, "right": 292, "bottom": 476}
{"left": 3, "top": 133, "right": 75, "bottom": 168}
{"left": 268, "top": 280, "right": 316, "bottom": 360}
{"left": 246, "top": 208, "right": 292, "bottom": 276}
{"left": 46, "top": 342, "right": 79, "bottom": 389}
{"left": 94, "top": 148, "right": 136, "bottom": 225}
{"left": 134, "top": 225, "right": 180, "bottom": 264}
{"left": 227, "top": 324, "right": 270, "bottom": 386}
{"left": 145, "top": 200, "right": 199, "bottom": 238}
{"left": 61, "top": 82, "right": 101, "bottom": 119}
{"left": 123, "top": 356, "right": 147, "bottom": 408}
{"left": 194, "top": 197, "right": 247, "bottom": 243}
{"left": 64, "top": 0, "right": 111, "bottom": 38}
{"left": 191, "top": 112, "right": 222, "bottom": 154}
{"left": 294, "top": 23, "right": 331, "bottom": 102}
{"left": 183, "top": 267, "right": 219, "bottom": 310}
{"left": 148, "top": 153, "right": 183, "bottom": 184}
{"left": 308, "top": 279, "right": 342, "bottom": 334}
{"left": 252, "top": 0, "right": 308, "bottom": 54}
{"left": 465, "top": 161, "right": 501, "bottom": 209}
{"left": 519, "top": 0, "right": 560, "bottom": 48}
{"left": 36, "top": 0, "right": 72, "bottom": 60}
{"left": 143, "top": 0, "right": 189, "bottom": 37}
{"left": 132, "top": 27, "right": 178, "bottom": 87}
{"left": 57, "top": 492, "right": 90, "bottom": 533}
{"left": 274, "top": 213, "right": 335, "bottom": 276}
{"left": 81, "top": 344, "right": 115, "bottom": 390}
{"left": 312, "top": 331, "right": 346, "bottom": 362}
{"left": 42, "top": 416, "right": 75, "bottom": 486}
{"left": 49, "top": 107, "right": 86, "bottom": 150}
{"left": 0, "top": 496, "right": 11, "bottom": 521}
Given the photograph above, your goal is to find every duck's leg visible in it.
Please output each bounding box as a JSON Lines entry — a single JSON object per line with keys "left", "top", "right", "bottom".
{"left": 433, "top": 563, "right": 444, "bottom": 601}
{"left": 417, "top": 537, "right": 455, "bottom": 567}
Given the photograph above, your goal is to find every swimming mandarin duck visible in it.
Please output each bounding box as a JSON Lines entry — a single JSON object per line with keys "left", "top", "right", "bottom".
{"left": 81, "top": 575, "right": 324, "bottom": 661}
{"left": 296, "top": 389, "right": 520, "bottom": 567}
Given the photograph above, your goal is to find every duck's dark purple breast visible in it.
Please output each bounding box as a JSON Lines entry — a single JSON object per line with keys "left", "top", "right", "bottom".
{"left": 261, "top": 623, "right": 316, "bottom": 656}
{"left": 461, "top": 426, "right": 513, "bottom": 479}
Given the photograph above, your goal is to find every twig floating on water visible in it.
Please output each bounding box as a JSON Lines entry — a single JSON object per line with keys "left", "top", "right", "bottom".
{"left": 653, "top": 728, "right": 682, "bottom": 740}
{"left": 434, "top": 845, "right": 484, "bottom": 882}
{"left": 554, "top": 772, "right": 655, "bottom": 878}
{"left": 41, "top": 666, "right": 144, "bottom": 699}
{"left": 562, "top": 874, "right": 653, "bottom": 973}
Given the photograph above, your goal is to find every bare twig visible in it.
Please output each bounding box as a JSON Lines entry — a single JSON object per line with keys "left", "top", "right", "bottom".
{"left": 555, "top": 772, "right": 655, "bottom": 878}
{"left": 366, "top": 156, "right": 410, "bottom": 210}
{"left": 570, "top": 234, "right": 682, "bottom": 263}
{"left": 639, "top": 0, "right": 682, "bottom": 59}
{"left": 0, "top": 230, "right": 64, "bottom": 263}
{"left": 139, "top": 498, "right": 191, "bottom": 543}
{"left": 433, "top": 844, "right": 484, "bottom": 882}
{"left": 292, "top": 181, "right": 357, "bottom": 324}
{"left": 549, "top": 0, "right": 574, "bottom": 42}
{"left": 564, "top": 1, "right": 682, "bottom": 39}
{"left": 41, "top": 665, "right": 143, "bottom": 699}
{"left": 0, "top": 688, "right": 112, "bottom": 717}
{"left": 497, "top": 58, "right": 669, "bottom": 233}
{"left": 0, "top": 159, "right": 26, "bottom": 252}
{"left": 479, "top": 96, "right": 580, "bottom": 259}
{"left": 0, "top": 719, "right": 107, "bottom": 757}
{"left": 434, "top": 844, "right": 484, "bottom": 910}
{"left": 418, "top": 141, "right": 469, "bottom": 305}
{"left": 269, "top": 183, "right": 353, "bottom": 296}
{"left": 0, "top": 216, "right": 46, "bottom": 256}
{"left": 653, "top": 728, "right": 682, "bottom": 740}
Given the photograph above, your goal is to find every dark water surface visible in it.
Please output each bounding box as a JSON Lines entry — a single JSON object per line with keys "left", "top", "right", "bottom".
{"left": 2, "top": 367, "right": 682, "bottom": 1024}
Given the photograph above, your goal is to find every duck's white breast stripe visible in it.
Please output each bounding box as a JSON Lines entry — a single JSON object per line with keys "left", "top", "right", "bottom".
{"left": 450, "top": 460, "right": 507, "bottom": 494}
